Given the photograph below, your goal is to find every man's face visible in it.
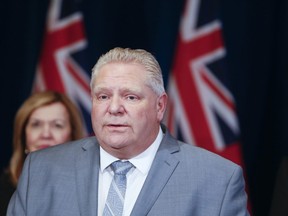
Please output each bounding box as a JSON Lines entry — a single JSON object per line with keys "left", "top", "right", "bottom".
{"left": 91, "top": 62, "right": 167, "bottom": 159}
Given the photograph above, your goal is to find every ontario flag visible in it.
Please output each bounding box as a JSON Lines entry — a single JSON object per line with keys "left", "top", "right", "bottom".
{"left": 33, "top": 0, "right": 93, "bottom": 135}
{"left": 166, "top": 0, "right": 243, "bottom": 166}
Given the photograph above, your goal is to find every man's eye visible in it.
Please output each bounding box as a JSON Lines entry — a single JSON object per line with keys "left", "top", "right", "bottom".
{"left": 127, "top": 95, "right": 137, "bottom": 101}
{"left": 98, "top": 95, "right": 108, "bottom": 100}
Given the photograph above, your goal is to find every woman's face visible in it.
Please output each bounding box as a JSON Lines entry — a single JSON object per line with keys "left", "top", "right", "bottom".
{"left": 25, "top": 102, "right": 72, "bottom": 152}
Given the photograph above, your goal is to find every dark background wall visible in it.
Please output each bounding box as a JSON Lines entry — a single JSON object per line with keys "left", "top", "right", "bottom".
{"left": 1, "top": 0, "right": 288, "bottom": 215}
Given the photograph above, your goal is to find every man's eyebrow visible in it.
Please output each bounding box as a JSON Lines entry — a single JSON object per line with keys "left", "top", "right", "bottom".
{"left": 93, "top": 86, "right": 109, "bottom": 92}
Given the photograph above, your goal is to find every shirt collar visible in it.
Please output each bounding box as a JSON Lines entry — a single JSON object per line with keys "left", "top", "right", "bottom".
{"left": 100, "top": 126, "right": 163, "bottom": 174}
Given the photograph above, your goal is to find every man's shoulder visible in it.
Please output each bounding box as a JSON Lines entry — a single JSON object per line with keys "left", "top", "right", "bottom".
{"left": 28, "top": 136, "right": 98, "bottom": 162}
{"left": 177, "top": 140, "right": 240, "bottom": 170}
{"left": 162, "top": 129, "right": 239, "bottom": 170}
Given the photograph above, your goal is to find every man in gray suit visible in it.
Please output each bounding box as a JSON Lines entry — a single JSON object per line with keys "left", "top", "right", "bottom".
{"left": 7, "top": 47, "right": 249, "bottom": 216}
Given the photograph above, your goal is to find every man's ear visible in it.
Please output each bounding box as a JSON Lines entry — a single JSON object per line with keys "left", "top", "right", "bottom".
{"left": 157, "top": 93, "right": 168, "bottom": 121}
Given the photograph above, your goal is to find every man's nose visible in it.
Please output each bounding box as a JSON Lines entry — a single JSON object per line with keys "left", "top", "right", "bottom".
{"left": 108, "top": 96, "right": 125, "bottom": 114}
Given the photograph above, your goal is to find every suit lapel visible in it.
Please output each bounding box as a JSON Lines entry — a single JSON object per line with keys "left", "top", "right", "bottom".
{"left": 131, "top": 132, "right": 180, "bottom": 216}
{"left": 75, "top": 137, "right": 100, "bottom": 216}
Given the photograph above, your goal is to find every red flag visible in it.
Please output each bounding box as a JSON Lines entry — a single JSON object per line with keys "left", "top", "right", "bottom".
{"left": 165, "top": 1, "right": 252, "bottom": 212}
{"left": 33, "top": 0, "right": 92, "bottom": 135}
{"left": 166, "top": 0, "right": 243, "bottom": 166}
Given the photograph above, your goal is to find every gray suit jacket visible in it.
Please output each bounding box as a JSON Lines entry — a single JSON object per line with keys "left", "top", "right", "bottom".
{"left": 7, "top": 129, "right": 249, "bottom": 216}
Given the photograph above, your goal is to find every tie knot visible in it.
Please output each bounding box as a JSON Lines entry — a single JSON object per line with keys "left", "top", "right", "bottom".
{"left": 111, "top": 160, "right": 134, "bottom": 175}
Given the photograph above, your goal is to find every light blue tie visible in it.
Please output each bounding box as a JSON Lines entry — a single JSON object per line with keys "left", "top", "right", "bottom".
{"left": 103, "top": 161, "right": 134, "bottom": 216}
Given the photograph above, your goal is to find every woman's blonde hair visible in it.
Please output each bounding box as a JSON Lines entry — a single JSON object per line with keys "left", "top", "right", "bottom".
{"left": 8, "top": 91, "right": 84, "bottom": 185}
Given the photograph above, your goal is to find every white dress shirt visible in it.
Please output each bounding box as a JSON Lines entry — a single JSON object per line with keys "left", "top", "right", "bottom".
{"left": 98, "top": 127, "right": 163, "bottom": 216}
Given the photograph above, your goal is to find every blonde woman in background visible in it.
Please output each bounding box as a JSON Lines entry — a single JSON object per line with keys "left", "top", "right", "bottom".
{"left": 0, "top": 91, "right": 84, "bottom": 215}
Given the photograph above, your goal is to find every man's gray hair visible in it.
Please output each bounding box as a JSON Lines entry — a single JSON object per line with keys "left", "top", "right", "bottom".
{"left": 90, "top": 47, "right": 165, "bottom": 96}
